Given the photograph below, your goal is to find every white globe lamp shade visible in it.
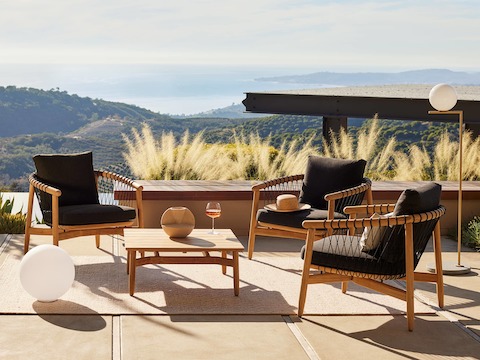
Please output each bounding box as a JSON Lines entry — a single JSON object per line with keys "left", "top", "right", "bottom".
{"left": 429, "top": 83, "right": 458, "bottom": 111}
{"left": 19, "top": 244, "right": 75, "bottom": 302}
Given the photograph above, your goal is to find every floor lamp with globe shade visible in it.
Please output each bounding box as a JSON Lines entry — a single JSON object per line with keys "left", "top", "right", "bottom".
{"left": 427, "top": 83, "right": 471, "bottom": 275}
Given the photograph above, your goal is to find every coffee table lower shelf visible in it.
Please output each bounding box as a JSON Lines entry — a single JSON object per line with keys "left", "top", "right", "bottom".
{"left": 124, "top": 228, "right": 244, "bottom": 296}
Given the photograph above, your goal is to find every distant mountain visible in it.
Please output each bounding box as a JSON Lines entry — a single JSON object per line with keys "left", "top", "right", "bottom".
{"left": 175, "top": 103, "right": 269, "bottom": 119}
{"left": 255, "top": 69, "right": 480, "bottom": 86}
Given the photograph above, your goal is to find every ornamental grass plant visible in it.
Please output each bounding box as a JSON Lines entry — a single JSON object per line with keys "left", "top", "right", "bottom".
{"left": 123, "top": 124, "right": 320, "bottom": 180}
{"left": 123, "top": 118, "right": 480, "bottom": 182}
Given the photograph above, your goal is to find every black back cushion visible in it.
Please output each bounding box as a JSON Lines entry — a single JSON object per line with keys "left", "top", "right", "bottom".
{"left": 393, "top": 182, "right": 442, "bottom": 215}
{"left": 374, "top": 182, "right": 442, "bottom": 265}
{"left": 33, "top": 152, "right": 99, "bottom": 206}
{"left": 299, "top": 156, "right": 367, "bottom": 210}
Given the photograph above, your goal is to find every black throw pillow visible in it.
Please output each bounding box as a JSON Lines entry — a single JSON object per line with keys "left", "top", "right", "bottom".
{"left": 33, "top": 151, "right": 99, "bottom": 206}
{"left": 393, "top": 182, "right": 442, "bottom": 215}
{"left": 299, "top": 156, "right": 367, "bottom": 210}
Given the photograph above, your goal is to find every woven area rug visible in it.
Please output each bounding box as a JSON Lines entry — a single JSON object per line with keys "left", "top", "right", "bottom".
{"left": 0, "top": 254, "right": 434, "bottom": 315}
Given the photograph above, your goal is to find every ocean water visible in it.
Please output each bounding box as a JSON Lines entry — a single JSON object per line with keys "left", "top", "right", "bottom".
{"left": 0, "top": 64, "right": 326, "bottom": 115}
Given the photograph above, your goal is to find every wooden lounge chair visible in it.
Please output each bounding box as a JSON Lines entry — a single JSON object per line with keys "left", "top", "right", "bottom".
{"left": 248, "top": 156, "right": 373, "bottom": 259}
{"left": 24, "top": 151, "right": 144, "bottom": 253}
{"left": 298, "top": 182, "right": 445, "bottom": 331}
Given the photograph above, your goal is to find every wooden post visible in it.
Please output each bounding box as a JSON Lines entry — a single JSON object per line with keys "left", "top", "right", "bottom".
{"left": 322, "top": 116, "right": 348, "bottom": 143}
{"left": 465, "top": 123, "right": 480, "bottom": 138}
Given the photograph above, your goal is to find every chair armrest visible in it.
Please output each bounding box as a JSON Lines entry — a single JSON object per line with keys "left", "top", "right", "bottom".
{"left": 251, "top": 174, "right": 304, "bottom": 192}
{"left": 302, "top": 206, "right": 445, "bottom": 230}
{"left": 94, "top": 170, "right": 143, "bottom": 191}
{"left": 29, "top": 174, "right": 61, "bottom": 197}
{"left": 95, "top": 170, "right": 144, "bottom": 228}
{"left": 302, "top": 214, "right": 412, "bottom": 230}
{"left": 322, "top": 178, "right": 372, "bottom": 226}
{"left": 324, "top": 179, "right": 371, "bottom": 202}
{"left": 343, "top": 204, "right": 396, "bottom": 216}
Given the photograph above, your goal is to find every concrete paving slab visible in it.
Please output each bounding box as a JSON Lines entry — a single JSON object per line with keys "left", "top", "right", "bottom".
{"left": 415, "top": 240, "right": 480, "bottom": 334}
{"left": 121, "top": 315, "right": 310, "bottom": 360}
{"left": 296, "top": 314, "right": 480, "bottom": 360}
{"left": 0, "top": 315, "right": 112, "bottom": 360}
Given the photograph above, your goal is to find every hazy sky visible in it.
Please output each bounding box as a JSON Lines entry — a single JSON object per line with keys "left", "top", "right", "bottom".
{"left": 1, "top": 0, "right": 479, "bottom": 71}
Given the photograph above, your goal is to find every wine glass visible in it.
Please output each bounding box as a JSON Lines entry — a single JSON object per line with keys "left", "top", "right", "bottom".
{"left": 205, "top": 202, "right": 221, "bottom": 234}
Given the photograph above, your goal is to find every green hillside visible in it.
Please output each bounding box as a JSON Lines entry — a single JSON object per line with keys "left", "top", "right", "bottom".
{"left": 0, "top": 86, "right": 164, "bottom": 137}
{"left": 204, "top": 115, "right": 457, "bottom": 152}
{"left": 204, "top": 114, "right": 324, "bottom": 147}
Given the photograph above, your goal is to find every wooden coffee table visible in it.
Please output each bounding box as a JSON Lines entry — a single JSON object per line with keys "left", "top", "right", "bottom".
{"left": 124, "top": 228, "right": 244, "bottom": 296}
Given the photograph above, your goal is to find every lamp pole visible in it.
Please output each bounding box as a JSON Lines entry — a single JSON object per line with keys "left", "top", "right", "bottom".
{"left": 428, "top": 84, "right": 470, "bottom": 275}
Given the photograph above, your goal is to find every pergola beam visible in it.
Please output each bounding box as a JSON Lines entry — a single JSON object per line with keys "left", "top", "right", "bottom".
{"left": 242, "top": 93, "right": 479, "bottom": 124}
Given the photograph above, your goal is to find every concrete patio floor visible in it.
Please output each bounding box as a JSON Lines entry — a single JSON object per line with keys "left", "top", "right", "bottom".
{"left": 1, "top": 233, "right": 479, "bottom": 360}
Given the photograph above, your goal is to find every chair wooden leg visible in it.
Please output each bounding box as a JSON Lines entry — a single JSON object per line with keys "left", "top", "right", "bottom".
{"left": 95, "top": 234, "right": 101, "bottom": 248}
{"left": 298, "top": 270, "right": 309, "bottom": 317}
{"left": 24, "top": 184, "right": 35, "bottom": 254}
{"left": 341, "top": 281, "right": 348, "bottom": 293}
{"left": 24, "top": 226, "right": 32, "bottom": 254}
{"left": 405, "top": 223, "right": 415, "bottom": 331}
{"left": 52, "top": 233, "right": 59, "bottom": 247}
{"left": 52, "top": 196, "right": 60, "bottom": 247}
{"left": 433, "top": 223, "right": 444, "bottom": 308}
{"left": 298, "top": 229, "right": 315, "bottom": 316}
{"left": 24, "top": 232, "right": 31, "bottom": 254}
{"left": 247, "top": 228, "right": 256, "bottom": 260}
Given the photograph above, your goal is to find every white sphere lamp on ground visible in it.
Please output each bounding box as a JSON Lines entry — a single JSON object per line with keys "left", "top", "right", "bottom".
{"left": 19, "top": 244, "right": 75, "bottom": 302}
{"left": 427, "top": 83, "right": 470, "bottom": 275}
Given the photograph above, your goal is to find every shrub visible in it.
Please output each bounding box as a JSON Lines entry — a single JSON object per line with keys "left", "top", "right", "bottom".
{"left": 0, "top": 212, "right": 26, "bottom": 234}
{"left": 462, "top": 216, "right": 480, "bottom": 250}
{"left": 0, "top": 193, "right": 26, "bottom": 234}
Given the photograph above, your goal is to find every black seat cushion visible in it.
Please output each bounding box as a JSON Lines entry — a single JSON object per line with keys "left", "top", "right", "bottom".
{"left": 43, "top": 204, "right": 137, "bottom": 226}
{"left": 299, "top": 156, "right": 367, "bottom": 210}
{"left": 301, "top": 236, "right": 406, "bottom": 277}
{"left": 257, "top": 208, "right": 346, "bottom": 229}
{"left": 393, "top": 182, "right": 442, "bottom": 215}
{"left": 33, "top": 151, "right": 99, "bottom": 207}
